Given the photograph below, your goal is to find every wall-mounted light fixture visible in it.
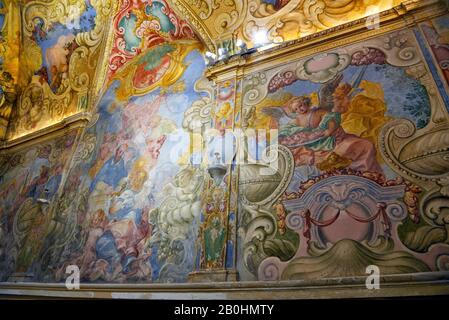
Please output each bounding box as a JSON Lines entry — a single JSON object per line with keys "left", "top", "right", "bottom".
{"left": 205, "top": 34, "right": 255, "bottom": 66}
{"left": 204, "top": 51, "right": 217, "bottom": 66}
{"left": 208, "top": 152, "right": 227, "bottom": 186}
{"left": 235, "top": 39, "right": 247, "bottom": 54}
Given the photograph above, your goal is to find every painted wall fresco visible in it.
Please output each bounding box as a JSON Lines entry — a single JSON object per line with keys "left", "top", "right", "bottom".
{"left": 49, "top": 49, "right": 207, "bottom": 284}
{"left": 0, "top": 130, "right": 79, "bottom": 281}
{"left": 0, "top": 0, "right": 210, "bottom": 284}
{"left": 238, "top": 28, "right": 449, "bottom": 281}
{"left": 36, "top": 0, "right": 207, "bottom": 283}
{"left": 1, "top": 0, "right": 449, "bottom": 288}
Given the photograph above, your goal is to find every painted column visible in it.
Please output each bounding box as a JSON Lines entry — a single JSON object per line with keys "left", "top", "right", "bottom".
{"left": 189, "top": 59, "right": 244, "bottom": 282}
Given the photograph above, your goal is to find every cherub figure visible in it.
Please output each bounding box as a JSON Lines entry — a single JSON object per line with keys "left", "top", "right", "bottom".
{"left": 263, "top": 72, "right": 382, "bottom": 173}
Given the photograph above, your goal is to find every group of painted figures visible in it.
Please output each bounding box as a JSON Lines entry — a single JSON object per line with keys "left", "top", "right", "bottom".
{"left": 274, "top": 72, "right": 383, "bottom": 176}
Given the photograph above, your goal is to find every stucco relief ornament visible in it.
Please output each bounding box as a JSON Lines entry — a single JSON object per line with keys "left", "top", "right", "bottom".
{"left": 152, "top": 166, "right": 204, "bottom": 240}
{"left": 17, "top": 82, "right": 62, "bottom": 132}
{"left": 437, "top": 254, "right": 449, "bottom": 271}
{"left": 183, "top": 96, "right": 213, "bottom": 132}
{"left": 243, "top": 71, "right": 269, "bottom": 106}
{"left": 242, "top": 0, "right": 403, "bottom": 46}
{"left": 9, "top": 0, "right": 116, "bottom": 139}
{"left": 107, "top": 0, "right": 197, "bottom": 79}
{"left": 348, "top": 30, "right": 420, "bottom": 67}
{"left": 438, "top": 176, "right": 449, "bottom": 197}
{"left": 380, "top": 118, "right": 449, "bottom": 190}
{"left": 186, "top": 0, "right": 220, "bottom": 20}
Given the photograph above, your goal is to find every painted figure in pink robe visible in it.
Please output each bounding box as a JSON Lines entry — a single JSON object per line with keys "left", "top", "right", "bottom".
{"left": 279, "top": 85, "right": 382, "bottom": 174}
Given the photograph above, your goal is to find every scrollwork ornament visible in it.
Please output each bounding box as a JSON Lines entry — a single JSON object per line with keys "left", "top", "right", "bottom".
{"left": 422, "top": 191, "right": 449, "bottom": 227}
{"left": 437, "top": 254, "right": 449, "bottom": 271}
{"left": 8, "top": 0, "right": 115, "bottom": 139}
{"left": 73, "top": 133, "right": 96, "bottom": 164}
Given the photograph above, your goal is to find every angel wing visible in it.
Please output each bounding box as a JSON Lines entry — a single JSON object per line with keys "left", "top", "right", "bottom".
{"left": 318, "top": 66, "right": 370, "bottom": 111}
{"left": 261, "top": 106, "right": 296, "bottom": 120}
{"left": 348, "top": 65, "right": 368, "bottom": 99}
{"left": 318, "top": 73, "right": 343, "bottom": 111}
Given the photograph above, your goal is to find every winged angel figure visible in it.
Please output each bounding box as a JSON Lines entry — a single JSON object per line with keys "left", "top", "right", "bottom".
{"left": 262, "top": 67, "right": 383, "bottom": 173}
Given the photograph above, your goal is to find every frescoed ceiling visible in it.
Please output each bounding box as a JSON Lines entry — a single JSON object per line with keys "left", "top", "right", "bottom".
{"left": 106, "top": 0, "right": 201, "bottom": 101}
{"left": 3, "top": 0, "right": 117, "bottom": 140}
{"left": 168, "top": 0, "right": 406, "bottom": 51}
{"left": 0, "top": 0, "right": 20, "bottom": 140}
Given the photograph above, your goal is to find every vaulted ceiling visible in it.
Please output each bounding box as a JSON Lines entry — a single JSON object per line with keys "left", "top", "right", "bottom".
{"left": 168, "top": 0, "right": 405, "bottom": 52}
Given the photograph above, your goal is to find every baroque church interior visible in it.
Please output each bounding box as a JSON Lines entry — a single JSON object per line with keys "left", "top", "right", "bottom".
{"left": 0, "top": 0, "right": 449, "bottom": 300}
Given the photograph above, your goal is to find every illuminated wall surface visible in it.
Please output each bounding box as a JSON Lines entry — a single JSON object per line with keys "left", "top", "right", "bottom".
{"left": 0, "top": 0, "right": 449, "bottom": 294}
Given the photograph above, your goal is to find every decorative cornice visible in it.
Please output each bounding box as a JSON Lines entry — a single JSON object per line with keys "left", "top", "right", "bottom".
{"left": 0, "top": 271, "right": 448, "bottom": 299}
{"left": 0, "top": 112, "right": 91, "bottom": 152}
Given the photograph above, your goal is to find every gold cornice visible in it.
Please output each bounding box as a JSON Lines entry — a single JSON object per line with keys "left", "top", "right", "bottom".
{"left": 206, "top": 56, "right": 247, "bottom": 83}
{"left": 205, "top": 0, "right": 447, "bottom": 81}
{"left": 0, "top": 112, "right": 91, "bottom": 153}
{"left": 0, "top": 271, "right": 448, "bottom": 299}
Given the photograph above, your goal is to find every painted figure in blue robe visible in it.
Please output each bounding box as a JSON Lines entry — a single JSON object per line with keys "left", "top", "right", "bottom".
{"left": 43, "top": 164, "right": 65, "bottom": 199}
{"left": 89, "top": 144, "right": 128, "bottom": 192}
{"left": 25, "top": 165, "right": 50, "bottom": 200}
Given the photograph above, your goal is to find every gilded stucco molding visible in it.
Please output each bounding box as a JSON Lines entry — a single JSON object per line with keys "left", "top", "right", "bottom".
{"left": 0, "top": 112, "right": 91, "bottom": 152}
{"left": 167, "top": 0, "right": 426, "bottom": 53}
{"left": 205, "top": 0, "right": 447, "bottom": 80}
{"left": 0, "top": 0, "right": 20, "bottom": 140}
{"left": 6, "top": 0, "right": 444, "bottom": 143}
{"left": 168, "top": 0, "right": 216, "bottom": 52}
{"left": 82, "top": 0, "right": 120, "bottom": 107}
{"left": 7, "top": 0, "right": 116, "bottom": 141}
